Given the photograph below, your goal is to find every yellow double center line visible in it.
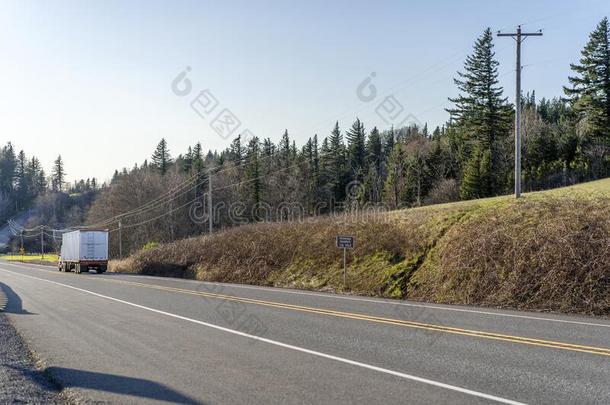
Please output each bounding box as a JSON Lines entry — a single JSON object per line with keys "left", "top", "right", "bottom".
{"left": 5, "top": 263, "right": 610, "bottom": 358}
{"left": 81, "top": 274, "right": 610, "bottom": 358}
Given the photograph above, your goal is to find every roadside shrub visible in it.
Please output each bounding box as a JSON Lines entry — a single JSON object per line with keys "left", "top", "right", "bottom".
{"left": 142, "top": 241, "right": 160, "bottom": 251}
{"left": 410, "top": 196, "right": 610, "bottom": 314}
{"left": 423, "top": 179, "right": 460, "bottom": 205}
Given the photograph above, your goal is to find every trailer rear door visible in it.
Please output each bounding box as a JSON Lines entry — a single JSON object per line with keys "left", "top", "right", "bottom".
{"left": 79, "top": 231, "right": 108, "bottom": 261}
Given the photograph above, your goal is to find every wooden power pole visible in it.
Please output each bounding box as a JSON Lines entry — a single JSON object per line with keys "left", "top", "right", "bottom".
{"left": 497, "top": 26, "right": 542, "bottom": 198}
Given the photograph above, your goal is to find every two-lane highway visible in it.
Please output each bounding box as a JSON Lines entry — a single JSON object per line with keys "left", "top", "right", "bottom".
{"left": 1, "top": 260, "right": 609, "bottom": 404}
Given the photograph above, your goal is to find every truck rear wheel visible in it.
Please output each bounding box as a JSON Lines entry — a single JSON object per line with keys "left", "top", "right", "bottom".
{"left": 98, "top": 265, "right": 107, "bottom": 274}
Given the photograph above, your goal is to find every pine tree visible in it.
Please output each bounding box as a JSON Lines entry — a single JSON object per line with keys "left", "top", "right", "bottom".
{"left": 15, "top": 150, "right": 29, "bottom": 207}
{"left": 564, "top": 17, "right": 610, "bottom": 177}
{"left": 183, "top": 146, "right": 193, "bottom": 173}
{"left": 52, "top": 155, "right": 66, "bottom": 192}
{"left": 346, "top": 118, "right": 366, "bottom": 180}
{"left": 151, "top": 138, "right": 173, "bottom": 175}
{"left": 229, "top": 135, "right": 243, "bottom": 163}
{"left": 460, "top": 145, "right": 483, "bottom": 199}
{"left": 0, "top": 143, "right": 16, "bottom": 197}
{"left": 279, "top": 129, "right": 291, "bottom": 167}
{"left": 189, "top": 142, "right": 206, "bottom": 198}
{"left": 191, "top": 142, "right": 205, "bottom": 174}
{"left": 365, "top": 127, "right": 383, "bottom": 202}
{"left": 328, "top": 121, "right": 347, "bottom": 202}
{"left": 432, "top": 126, "right": 441, "bottom": 141}
{"left": 311, "top": 134, "right": 320, "bottom": 204}
{"left": 27, "top": 157, "right": 43, "bottom": 196}
{"left": 245, "top": 136, "right": 261, "bottom": 220}
{"left": 37, "top": 169, "right": 47, "bottom": 192}
{"left": 261, "top": 138, "right": 275, "bottom": 176}
{"left": 367, "top": 127, "right": 382, "bottom": 172}
{"left": 383, "top": 143, "right": 407, "bottom": 208}
{"left": 447, "top": 27, "right": 512, "bottom": 197}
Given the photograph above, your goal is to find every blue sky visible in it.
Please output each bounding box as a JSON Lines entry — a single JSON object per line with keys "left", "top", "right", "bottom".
{"left": 0, "top": 0, "right": 608, "bottom": 182}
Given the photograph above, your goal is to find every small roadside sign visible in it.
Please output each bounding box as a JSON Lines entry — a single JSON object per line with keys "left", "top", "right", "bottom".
{"left": 336, "top": 235, "right": 355, "bottom": 289}
{"left": 336, "top": 235, "right": 354, "bottom": 249}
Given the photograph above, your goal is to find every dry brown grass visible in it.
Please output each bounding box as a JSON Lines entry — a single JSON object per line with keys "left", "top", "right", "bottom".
{"left": 112, "top": 178, "right": 610, "bottom": 315}
{"left": 409, "top": 195, "right": 610, "bottom": 314}
{"left": 113, "top": 206, "right": 468, "bottom": 295}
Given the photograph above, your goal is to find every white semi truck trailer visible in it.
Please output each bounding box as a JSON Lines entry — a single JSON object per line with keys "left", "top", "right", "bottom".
{"left": 59, "top": 230, "right": 109, "bottom": 274}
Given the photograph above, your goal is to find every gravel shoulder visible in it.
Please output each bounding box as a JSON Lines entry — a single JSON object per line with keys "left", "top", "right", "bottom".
{"left": 0, "top": 313, "right": 65, "bottom": 404}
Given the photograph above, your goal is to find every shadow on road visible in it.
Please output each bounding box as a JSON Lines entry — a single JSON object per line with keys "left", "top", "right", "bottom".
{"left": 45, "top": 367, "right": 204, "bottom": 404}
{"left": 0, "top": 282, "right": 35, "bottom": 315}
{"left": 9, "top": 365, "right": 204, "bottom": 404}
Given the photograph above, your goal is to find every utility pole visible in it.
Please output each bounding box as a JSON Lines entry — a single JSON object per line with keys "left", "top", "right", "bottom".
{"left": 208, "top": 171, "right": 213, "bottom": 235}
{"left": 118, "top": 219, "right": 123, "bottom": 259}
{"left": 169, "top": 195, "right": 175, "bottom": 241}
{"left": 40, "top": 231, "right": 44, "bottom": 259}
{"left": 498, "top": 26, "right": 542, "bottom": 198}
{"left": 20, "top": 231, "right": 24, "bottom": 259}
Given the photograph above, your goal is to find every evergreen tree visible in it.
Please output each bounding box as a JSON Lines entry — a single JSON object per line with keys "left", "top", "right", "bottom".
{"left": 432, "top": 126, "right": 442, "bottom": 141}
{"left": 229, "top": 135, "right": 243, "bottom": 163}
{"left": 327, "top": 121, "right": 347, "bottom": 202}
{"left": 384, "top": 126, "right": 395, "bottom": 160}
{"left": 383, "top": 143, "right": 407, "bottom": 208}
{"left": 447, "top": 28, "right": 512, "bottom": 198}
{"left": 151, "top": 138, "right": 173, "bottom": 175}
{"left": 564, "top": 17, "right": 610, "bottom": 177}
{"left": 51, "top": 155, "right": 66, "bottom": 192}
{"left": 189, "top": 142, "right": 206, "bottom": 197}
{"left": 346, "top": 118, "right": 366, "bottom": 180}
{"left": 261, "top": 138, "right": 275, "bottom": 176}
{"left": 183, "top": 146, "right": 193, "bottom": 173}
{"left": 245, "top": 137, "right": 261, "bottom": 220}
{"left": 279, "top": 129, "right": 291, "bottom": 167}
{"left": 191, "top": 142, "right": 205, "bottom": 174}
{"left": 460, "top": 146, "right": 481, "bottom": 199}
{"left": 0, "top": 143, "right": 16, "bottom": 197}
{"left": 311, "top": 134, "right": 320, "bottom": 204}
{"left": 367, "top": 127, "right": 383, "bottom": 173}
{"left": 14, "top": 150, "right": 30, "bottom": 208}
{"left": 365, "top": 127, "right": 383, "bottom": 202}
{"left": 27, "top": 157, "right": 43, "bottom": 196}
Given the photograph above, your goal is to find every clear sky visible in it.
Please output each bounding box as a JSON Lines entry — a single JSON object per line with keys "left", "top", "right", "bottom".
{"left": 0, "top": 0, "right": 608, "bottom": 183}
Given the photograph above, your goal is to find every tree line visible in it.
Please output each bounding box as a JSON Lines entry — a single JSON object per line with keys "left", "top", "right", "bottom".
{"left": 0, "top": 146, "right": 102, "bottom": 252}
{"left": 5, "top": 17, "right": 610, "bottom": 256}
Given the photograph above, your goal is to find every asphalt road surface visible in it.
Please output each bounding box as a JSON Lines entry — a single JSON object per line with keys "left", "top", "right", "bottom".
{"left": 1, "top": 260, "right": 609, "bottom": 405}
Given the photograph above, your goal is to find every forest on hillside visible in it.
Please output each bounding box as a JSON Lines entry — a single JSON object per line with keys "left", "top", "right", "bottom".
{"left": 2, "top": 18, "right": 609, "bottom": 256}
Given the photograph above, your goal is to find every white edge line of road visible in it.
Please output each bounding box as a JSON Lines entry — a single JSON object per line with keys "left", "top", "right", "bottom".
{"left": 6, "top": 260, "right": 610, "bottom": 329}
{"left": 0, "top": 267, "right": 527, "bottom": 405}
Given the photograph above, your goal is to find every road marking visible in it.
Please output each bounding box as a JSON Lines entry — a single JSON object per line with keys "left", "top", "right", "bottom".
{"left": 85, "top": 276, "right": 610, "bottom": 357}
{"left": 3, "top": 264, "right": 610, "bottom": 358}
{"left": 0, "top": 268, "right": 527, "bottom": 405}
{"left": 4, "top": 260, "right": 610, "bottom": 329}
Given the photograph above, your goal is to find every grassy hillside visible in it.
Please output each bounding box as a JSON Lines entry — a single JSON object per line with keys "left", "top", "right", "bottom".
{"left": 112, "top": 178, "right": 610, "bottom": 315}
